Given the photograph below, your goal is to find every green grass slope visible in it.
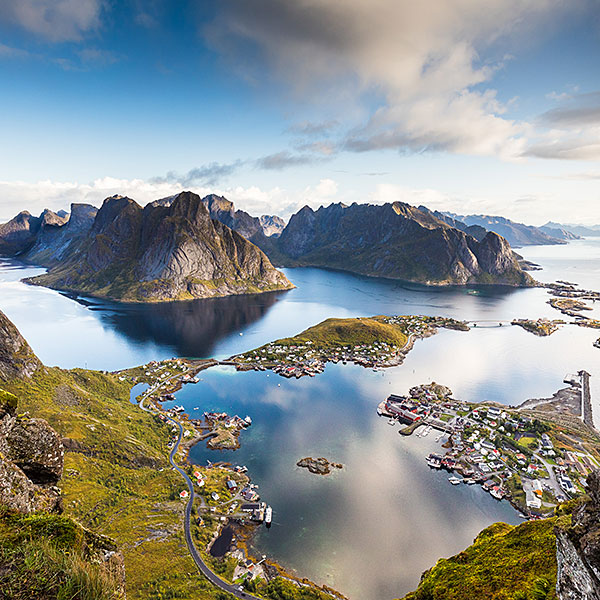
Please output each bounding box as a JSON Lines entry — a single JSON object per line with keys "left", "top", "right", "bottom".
{"left": 400, "top": 516, "right": 569, "bottom": 600}
{"left": 276, "top": 316, "right": 408, "bottom": 348}
{"left": 1, "top": 367, "right": 227, "bottom": 600}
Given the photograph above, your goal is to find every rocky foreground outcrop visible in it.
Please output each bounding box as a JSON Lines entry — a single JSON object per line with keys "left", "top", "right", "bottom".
{"left": 556, "top": 470, "right": 600, "bottom": 599}
{"left": 0, "top": 309, "right": 41, "bottom": 380}
{"left": 24, "top": 191, "right": 293, "bottom": 302}
{"left": 268, "top": 202, "right": 533, "bottom": 286}
{"left": 0, "top": 385, "right": 63, "bottom": 513}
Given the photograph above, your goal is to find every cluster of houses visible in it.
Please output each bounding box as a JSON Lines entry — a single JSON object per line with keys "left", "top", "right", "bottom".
{"left": 236, "top": 338, "right": 406, "bottom": 377}
{"left": 383, "top": 386, "right": 597, "bottom": 515}
{"left": 203, "top": 412, "right": 252, "bottom": 429}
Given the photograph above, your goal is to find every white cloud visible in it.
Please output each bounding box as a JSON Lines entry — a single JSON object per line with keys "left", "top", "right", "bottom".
{"left": 209, "top": 0, "right": 576, "bottom": 160}
{"left": 0, "top": 0, "right": 105, "bottom": 43}
{"left": 0, "top": 177, "right": 341, "bottom": 222}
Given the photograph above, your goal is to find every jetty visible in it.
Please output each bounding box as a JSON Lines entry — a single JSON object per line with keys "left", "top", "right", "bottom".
{"left": 580, "top": 370, "right": 594, "bottom": 429}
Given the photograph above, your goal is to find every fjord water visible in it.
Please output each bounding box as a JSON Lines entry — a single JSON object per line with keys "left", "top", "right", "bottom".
{"left": 0, "top": 238, "right": 599, "bottom": 599}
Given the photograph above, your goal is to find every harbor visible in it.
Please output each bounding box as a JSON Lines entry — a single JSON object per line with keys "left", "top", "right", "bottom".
{"left": 381, "top": 379, "right": 599, "bottom": 517}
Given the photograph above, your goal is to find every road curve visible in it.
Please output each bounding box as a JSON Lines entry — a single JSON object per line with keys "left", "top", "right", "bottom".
{"left": 137, "top": 383, "right": 261, "bottom": 599}
{"left": 165, "top": 415, "right": 263, "bottom": 600}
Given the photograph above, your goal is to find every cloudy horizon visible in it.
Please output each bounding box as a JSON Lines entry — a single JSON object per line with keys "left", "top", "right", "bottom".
{"left": 0, "top": 0, "right": 599, "bottom": 225}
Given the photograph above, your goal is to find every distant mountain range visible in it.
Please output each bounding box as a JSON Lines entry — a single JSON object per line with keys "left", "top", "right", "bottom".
{"left": 443, "top": 214, "right": 578, "bottom": 247}
{"left": 4, "top": 192, "right": 292, "bottom": 302}
{"left": 543, "top": 221, "right": 600, "bottom": 237}
{"left": 258, "top": 202, "right": 533, "bottom": 286}
{"left": 0, "top": 195, "right": 556, "bottom": 295}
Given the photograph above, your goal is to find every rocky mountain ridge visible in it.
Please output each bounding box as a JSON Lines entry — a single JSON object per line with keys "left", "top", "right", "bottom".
{"left": 22, "top": 192, "right": 292, "bottom": 302}
{"left": 447, "top": 213, "right": 570, "bottom": 246}
{"left": 266, "top": 201, "right": 533, "bottom": 286}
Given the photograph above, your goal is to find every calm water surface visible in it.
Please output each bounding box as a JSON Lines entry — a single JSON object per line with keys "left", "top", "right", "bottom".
{"left": 0, "top": 238, "right": 599, "bottom": 599}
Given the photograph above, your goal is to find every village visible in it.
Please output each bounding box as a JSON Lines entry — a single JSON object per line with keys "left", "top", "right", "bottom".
{"left": 231, "top": 315, "right": 470, "bottom": 378}
{"left": 378, "top": 377, "right": 600, "bottom": 516}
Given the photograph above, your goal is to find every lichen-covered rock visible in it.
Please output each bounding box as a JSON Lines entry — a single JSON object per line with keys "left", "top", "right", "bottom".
{"left": 0, "top": 456, "right": 37, "bottom": 512}
{"left": 0, "top": 389, "right": 63, "bottom": 513}
{"left": 0, "top": 310, "right": 41, "bottom": 380}
{"left": 6, "top": 417, "right": 64, "bottom": 484}
{"left": 556, "top": 470, "right": 600, "bottom": 599}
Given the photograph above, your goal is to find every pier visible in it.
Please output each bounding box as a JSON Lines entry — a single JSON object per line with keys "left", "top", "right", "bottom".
{"left": 580, "top": 370, "right": 594, "bottom": 429}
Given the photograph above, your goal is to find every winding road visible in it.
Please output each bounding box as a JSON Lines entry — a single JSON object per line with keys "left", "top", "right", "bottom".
{"left": 138, "top": 381, "right": 261, "bottom": 599}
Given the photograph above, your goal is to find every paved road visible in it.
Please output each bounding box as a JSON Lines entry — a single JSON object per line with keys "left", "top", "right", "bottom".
{"left": 137, "top": 380, "right": 261, "bottom": 600}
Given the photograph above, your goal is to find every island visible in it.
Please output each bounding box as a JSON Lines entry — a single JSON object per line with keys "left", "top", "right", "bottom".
{"left": 231, "top": 314, "right": 469, "bottom": 377}
{"left": 297, "top": 457, "right": 343, "bottom": 475}
{"left": 511, "top": 318, "right": 564, "bottom": 336}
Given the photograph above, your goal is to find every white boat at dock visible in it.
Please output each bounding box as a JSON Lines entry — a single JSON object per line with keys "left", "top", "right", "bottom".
{"left": 448, "top": 476, "right": 462, "bottom": 485}
{"left": 387, "top": 418, "right": 396, "bottom": 425}
{"left": 265, "top": 506, "right": 272, "bottom": 525}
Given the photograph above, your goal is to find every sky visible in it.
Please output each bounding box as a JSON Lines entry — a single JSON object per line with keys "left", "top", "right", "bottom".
{"left": 0, "top": 0, "right": 599, "bottom": 225}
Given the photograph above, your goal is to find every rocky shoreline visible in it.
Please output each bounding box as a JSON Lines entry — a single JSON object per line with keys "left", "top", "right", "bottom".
{"left": 297, "top": 457, "right": 343, "bottom": 475}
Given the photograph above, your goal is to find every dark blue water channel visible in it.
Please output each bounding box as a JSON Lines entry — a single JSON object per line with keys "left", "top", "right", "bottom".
{"left": 0, "top": 238, "right": 599, "bottom": 599}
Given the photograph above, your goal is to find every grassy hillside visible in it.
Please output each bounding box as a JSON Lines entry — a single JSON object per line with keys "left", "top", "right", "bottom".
{"left": 400, "top": 515, "right": 571, "bottom": 600}
{"left": 1, "top": 367, "right": 229, "bottom": 600}
{"left": 276, "top": 316, "right": 408, "bottom": 348}
{"left": 0, "top": 509, "right": 124, "bottom": 600}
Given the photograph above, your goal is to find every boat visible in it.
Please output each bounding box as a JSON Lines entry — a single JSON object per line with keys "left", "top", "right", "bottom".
{"left": 387, "top": 418, "right": 396, "bottom": 425}
{"left": 426, "top": 453, "right": 442, "bottom": 469}
{"left": 490, "top": 487, "right": 504, "bottom": 500}
{"left": 265, "top": 506, "right": 272, "bottom": 525}
{"left": 448, "top": 476, "right": 461, "bottom": 485}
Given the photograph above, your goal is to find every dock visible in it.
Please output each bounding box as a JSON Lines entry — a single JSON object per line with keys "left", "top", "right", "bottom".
{"left": 580, "top": 370, "right": 594, "bottom": 429}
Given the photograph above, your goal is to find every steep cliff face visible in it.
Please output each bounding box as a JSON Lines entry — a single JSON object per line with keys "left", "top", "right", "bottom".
{"left": 0, "top": 310, "right": 41, "bottom": 380}
{"left": 274, "top": 202, "right": 532, "bottom": 286}
{"left": 0, "top": 211, "right": 42, "bottom": 256}
{"left": 25, "top": 203, "right": 97, "bottom": 266}
{"left": 556, "top": 471, "right": 600, "bottom": 600}
{"left": 26, "top": 191, "right": 292, "bottom": 302}
{"left": 151, "top": 193, "right": 285, "bottom": 240}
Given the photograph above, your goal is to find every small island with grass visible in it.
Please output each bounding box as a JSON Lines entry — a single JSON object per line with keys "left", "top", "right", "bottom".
{"left": 511, "top": 318, "right": 564, "bottom": 336}
{"left": 231, "top": 314, "right": 469, "bottom": 378}
{"left": 297, "top": 457, "right": 343, "bottom": 476}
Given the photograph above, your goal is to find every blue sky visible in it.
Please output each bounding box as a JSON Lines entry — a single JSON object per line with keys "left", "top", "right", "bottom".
{"left": 0, "top": 0, "right": 599, "bottom": 224}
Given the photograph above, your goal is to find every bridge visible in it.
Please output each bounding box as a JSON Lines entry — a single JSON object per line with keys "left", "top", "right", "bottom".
{"left": 466, "top": 320, "right": 512, "bottom": 328}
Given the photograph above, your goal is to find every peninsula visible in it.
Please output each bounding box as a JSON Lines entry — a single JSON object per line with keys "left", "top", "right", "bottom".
{"left": 231, "top": 314, "right": 470, "bottom": 377}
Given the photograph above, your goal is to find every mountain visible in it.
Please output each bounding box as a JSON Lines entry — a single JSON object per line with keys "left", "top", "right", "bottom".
{"left": 24, "top": 203, "right": 98, "bottom": 266}
{"left": 544, "top": 221, "right": 600, "bottom": 237}
{"left": 418, "top": 206, "right": 488, "bottom": 241}
{"left": 448, "top": 214, "right": 566, "bottom": 247}
{"left": 401, "top": 470, "right": 600, "bottom": 600}
{"left": 539, "top": 224, "right": 581, "bottom": 241}
{"left": 151, "top": 193, "right": 286, "bottom": 241}
{"left": 0, "top": 211, "right": 42, "bottom": 256}
{"left": 267, "top": 202, "right": 532, "bottom": 286}
{"left": 25, "top": 191, "right": 293, "bottom": 302}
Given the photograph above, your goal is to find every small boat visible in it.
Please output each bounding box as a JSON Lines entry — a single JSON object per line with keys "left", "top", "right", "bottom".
{"left": 448, "top": 476, "right": 461, "bottom": 485}
{"left": 265, "top": 506, "right": 272, "bottom": 525}
{"left": 387, "top": 418, "right": 396, "bottom": 425}
{"left": 244, "top": 416, "right": 252, "bottom": 426}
